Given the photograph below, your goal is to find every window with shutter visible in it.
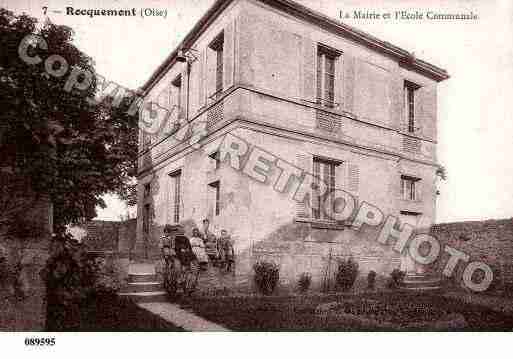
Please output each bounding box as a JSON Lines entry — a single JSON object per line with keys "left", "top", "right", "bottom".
{"left": 404, "top": 80, "right": 421, "bottom": 133}
{"left": 209, "top": 32, "right": 224, "bottom": 99}
{"left": 169, "top": 170, "right": 182, "bottom": 223}
{"left": 208, "top": 181, "right": 221, "bottom": 216}
{"left": 143, "top": 203, "right": 151, "bottom": 235}
{"left": 144, "top": 183, "right": 151, "bottom": 199}
{"left": 316, "top": 45, "right": 340, "bottom": 108}
{"left": 400, "top": 175, "right": 420, "bottom": 201}
{"left": 313, "top": 157, "right": 338, "bottom": 221}
{"left": 172, "top": 74, "right": 182, "bottom": 115}
{"left": 223, "top": 21, "right": 234, "bottom": 89}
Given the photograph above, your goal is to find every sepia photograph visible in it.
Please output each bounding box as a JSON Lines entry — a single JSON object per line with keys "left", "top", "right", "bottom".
{"left": 0, "top": 0, "right": 512, "bottom": 353}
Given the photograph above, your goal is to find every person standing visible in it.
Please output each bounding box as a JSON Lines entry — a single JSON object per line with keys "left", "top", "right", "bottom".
{"left": 159, "top": 224, "right": 175, "bottom": 252}
{"left": 201, "top": 219, "right": 218, "bottom": 265}
{"left": 190, "top": 227, "right": 208, "bottom": 270}
{"left": 218, "top": 229, "right": 235, "bottom": 272}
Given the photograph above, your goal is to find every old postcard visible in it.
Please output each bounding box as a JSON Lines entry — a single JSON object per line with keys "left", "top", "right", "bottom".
{"left": 1, "top": 0, "right": 512, "bottom": 355}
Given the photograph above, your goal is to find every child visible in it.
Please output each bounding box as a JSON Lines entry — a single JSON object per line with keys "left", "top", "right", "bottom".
{"left": 219, "top": 229, "right": 235, "bottom": 273}
{"left": 190, "top": 227, "right": 208, "bottom": 270}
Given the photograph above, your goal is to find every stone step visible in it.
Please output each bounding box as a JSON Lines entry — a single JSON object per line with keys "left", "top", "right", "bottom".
{"left": 403, "top": 279, "right": 440, "bottom": 287}
{"left": 118, "top": 291, "right": 168, "bottom": 303}
{"left": 405, "top": 273, "right": 440, "bottom": 280}
{"left": 128, "top": 273, "right": 158, "bottom": 283}
{"left": 403, "top": 286, "right": 442, "bottom": 292}
{"left": 400, "top": 274, "right": 442, "bottom": 291}
{"left": 125, "top": 281, "right": 163, "bottom": 293}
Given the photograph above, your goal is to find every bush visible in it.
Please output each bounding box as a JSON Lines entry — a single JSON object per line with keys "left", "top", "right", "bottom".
{"left": 335, "top": 257, "right": 359, "bottom": 291}
{"left": 43, "top": 232, "right": 121, "bottom": 330}
{"left": 387, "top": 269, "right": 406, "bottom": 289}
{"left": 253, "top": 261, "right": 279, "bottom": 295}
{"left": 298, "top": 272, "right": 312, "bottom": 293}
{"left": 367, "top": 270, "right": 376, "bottom": 290}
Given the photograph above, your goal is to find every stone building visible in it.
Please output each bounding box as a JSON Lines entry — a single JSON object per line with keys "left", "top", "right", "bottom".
{"left": 135, "top": 0, "right": 449, "bottom": 289}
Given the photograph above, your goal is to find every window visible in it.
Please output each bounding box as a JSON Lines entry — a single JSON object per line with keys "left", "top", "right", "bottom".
{"left": 143, "top": 203, "right": 151, "bottom": 234}
{"left": 208, "top": 181, "right": 220, "bottom": 216}
{"left": 209, "top": 151, "right": 220, "bottom": 170}
{"left": 169, "top": 170, "right": 181, "bottom": 223}
{"left": 401, "top": 175, "right": 420, "bottom": 201}
{"left": 404, "top": 81, "right": 420, "bottom": 133}
{"left": 142, "top": 132, "right": 151, "bottom": 150}
{"left": 312, "top": 157, "right": 338, "bottom": 220}
{"left": 316, "top": 45, "right": 339, "bottom": 108}
{"left": 172, "top": 74, "right": 182, "bottom": 113}
{"left": 210, "top": 32, "right": 224, "bottom": 98}
{"left": 144, "top": 183, "right": 151, "bottom": 198}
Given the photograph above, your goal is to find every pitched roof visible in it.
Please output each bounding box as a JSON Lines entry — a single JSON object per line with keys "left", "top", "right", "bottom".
{"left": 140, "top": 0, "right": 449, "bottom": 95}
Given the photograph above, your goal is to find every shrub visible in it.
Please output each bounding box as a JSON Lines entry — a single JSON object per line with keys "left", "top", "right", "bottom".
{"left": 43, "top": 232, "right": 121, "bottom": 330}
{"left": 367, "top": 270, "right": 376, "bottom": 290}
{"left": 298, "top": 272, "right": 312, "bottom": 293}
{"left": 387, "top": 269, "right": 406, "bottom": 289}
{"left": 335, "top": 257, "right": 359, "bottom": 291}
{"left": 253, "top": 261, "right": 279, "bottom": 295}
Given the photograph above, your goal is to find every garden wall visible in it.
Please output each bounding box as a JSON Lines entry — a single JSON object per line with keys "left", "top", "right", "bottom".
{"left": 80, "top": 219, "right": 137, "bottom": 286}
{"left": 0, "top": 197, "right": 52, "bottom": 330}
{"left": 430, "top": 218, "right": 513, "bottom": 292}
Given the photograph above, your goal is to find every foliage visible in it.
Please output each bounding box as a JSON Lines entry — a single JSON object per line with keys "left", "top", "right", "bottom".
{"left": 0, "top": 8, "right": 138, "bottom": 231}
{"left": 298, "top": 272, "right": 312, "bottom": 293}
{"left": 335, "top": 257, "right": 359, "bottom": 291}
{"left": 436, "top": 165, "right": 447, "bottom": 181}
{"left": 325, "top": 296, "right": 453, "bottom": 326}
{"left": 43, "top": 232, "right": 120, "bottom": 329}
{"left": 367, "top": 270, "right": 376, "bottom": 290}
{"left": 253, "top": 261, "right": 279, "bottom": 295}
{"left": 387, "top": 269, "right": 406, "bottom": 289}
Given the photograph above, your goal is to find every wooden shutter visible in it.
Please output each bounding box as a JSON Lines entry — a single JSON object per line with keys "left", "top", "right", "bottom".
{"left": 206, "top": 47, "right": 216, "bottom": 103}
{"left": 390, "top": 77, "right": 404, "bottom": 130}
{"left": 312, "top": 160, "right": 320, "bottom": 219}
{"left": 295, "top": 153, "right": 312, "bottom": 219}
{"left": 168, "top": 176, "right": 175, "bottom": 224}
{"left": 335, "top": 54, "right": 344, "bottom": 108}
{"left": 335, "top": 161, "right": 345, "bottom": 191}
{"left": 343, "top": 53, "right": 355, "bottom": 113}
{"left": 347, "top": 162, "right": 360, "bottom": 194}
{"left": 415, "top": 180, "right": 422, "bottom": 201}
{"left": 198, "top": 50, "right": 206, "bottom": 108}
{"left": 416, "top": 85, "right": 437, "bottom": 137}
{"left": 302, "top": 38, "right": 316, "bottom": 103}
{"left": 180, "top": 69, "right": 188, "bottom": 119}
{"left": 223, "top": 21, "right": 235, "bottom": 90}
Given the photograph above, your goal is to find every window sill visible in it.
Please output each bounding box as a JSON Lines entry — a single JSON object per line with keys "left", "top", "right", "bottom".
{"left": 400, "top": 198, "right": 423, "bottom": 204}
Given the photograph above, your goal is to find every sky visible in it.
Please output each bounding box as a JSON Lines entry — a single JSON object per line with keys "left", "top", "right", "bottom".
{"left": 3, "top": 0, "right": 513, "bottom": 224}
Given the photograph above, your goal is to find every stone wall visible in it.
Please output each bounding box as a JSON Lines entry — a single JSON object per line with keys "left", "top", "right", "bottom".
{"left": 80, "top": 219, "right": 137, "bottom": 286}
{"left": 430, "top": 218, "right": 513, "bottom": 291}
{"left": 0, "top": 197, "right": 51, "bottom": 331}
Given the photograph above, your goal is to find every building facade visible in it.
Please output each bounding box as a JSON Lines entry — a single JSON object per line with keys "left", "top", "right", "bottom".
{"left": 135, "top": 0, "right": 449, "bottom": 289}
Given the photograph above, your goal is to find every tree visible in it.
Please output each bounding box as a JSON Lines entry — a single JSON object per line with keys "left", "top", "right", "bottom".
{"left": 0, "top": 8, "right": 138, "bottom": 232}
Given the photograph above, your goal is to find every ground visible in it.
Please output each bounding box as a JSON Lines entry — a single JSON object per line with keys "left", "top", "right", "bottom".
{"left": 175, "top": 291, "right": 513, "bottom": 331}
{"left": 60, "top": 290, "right": 513, "bottom": 331}
{"left": 48, "top": 294, "right": 183, "bottom": 331}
